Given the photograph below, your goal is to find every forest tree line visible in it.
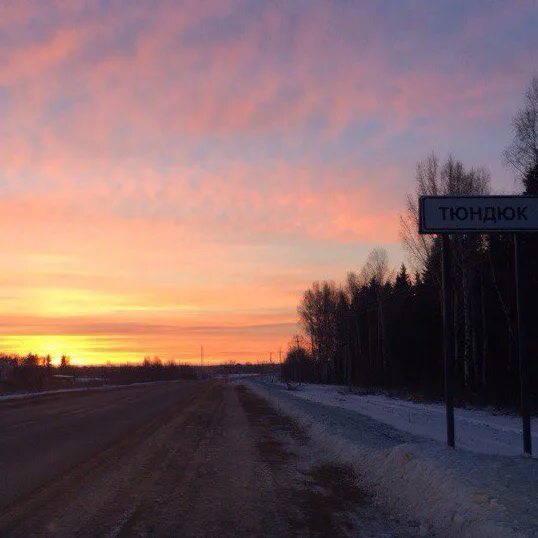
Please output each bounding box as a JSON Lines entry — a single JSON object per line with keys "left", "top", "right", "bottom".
{"left": 0, "top": 353, "right": 198, "bottom": 392}
{"left": 283, "top": 77, "right": 538, "bottom": 408}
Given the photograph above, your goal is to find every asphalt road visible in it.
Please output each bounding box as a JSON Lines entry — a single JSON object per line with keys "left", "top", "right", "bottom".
{"left": 0, "top": 381, "right": 418, "bottom": 537}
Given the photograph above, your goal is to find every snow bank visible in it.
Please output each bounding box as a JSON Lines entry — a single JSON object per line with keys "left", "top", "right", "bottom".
{"left": 243, "top": 379, "right": 538, "bottom": 538}
{"left": 273, "top": 382, "right": 538, "bottom": 457}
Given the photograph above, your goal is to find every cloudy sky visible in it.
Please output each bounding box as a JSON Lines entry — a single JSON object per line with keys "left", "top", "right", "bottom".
{"left": 1, "top": 0, "right": 537, "bottom": 364}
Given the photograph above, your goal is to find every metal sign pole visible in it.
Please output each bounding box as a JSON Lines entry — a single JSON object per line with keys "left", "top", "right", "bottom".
{"left": 441, "top": 234, "right": 455, "bottom": 448}
{"left": 514, "top": 234, "right": 532, "bottom": 455}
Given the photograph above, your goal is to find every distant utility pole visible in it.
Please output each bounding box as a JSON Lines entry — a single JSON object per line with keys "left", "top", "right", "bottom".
{"left": 200, "top": 345, "right": 204, "bottom": 369}
{"left": 269, "top": 351, "right": 273, "bottom": 363}
{"left": 294, "top": 335, "right": 302, "bottom": 382}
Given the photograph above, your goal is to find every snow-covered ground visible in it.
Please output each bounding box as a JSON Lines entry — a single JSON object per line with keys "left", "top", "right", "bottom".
{"left": 269, "top": 382, "right": 537, "bottom": 457}
{"left": 0, "top": 379, "right": 183, "bottom": 402}
{"left": 242, "top": 379, "right": 538, "bottom": 537}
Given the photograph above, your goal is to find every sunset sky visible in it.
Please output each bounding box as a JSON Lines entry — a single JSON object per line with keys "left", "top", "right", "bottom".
{"left": 1, "top": 1, "right": 537, "bottom": 364}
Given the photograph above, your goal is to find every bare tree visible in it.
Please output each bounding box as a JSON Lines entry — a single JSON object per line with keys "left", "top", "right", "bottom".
{"left": 503, "top": 76, "right": 538, "bottom": 189}
{"left": 362, "top": 248, "right": 389, "bottom": 286}
{"left": 400, "top": 153, "right": 440, "bottom": 273}
{"left": 298, "top": 281, "right": 339, "bottom": 382}
{"left": 401, "top": 153, "right": 490, "bottom": 393}
{"left": 401, "top": 153, "right": 489, "bottom": 274}
{"left": 345, "top": 270, "right": 369, "bottom": 382}
{"left": 441, "top": 159, "right": 490, "bottom": 391}
{"left": 361, "top": 248, "right": 392, "bottom": 381}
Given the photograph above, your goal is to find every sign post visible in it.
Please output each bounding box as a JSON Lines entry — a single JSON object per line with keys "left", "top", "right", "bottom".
{"left": 441, "top": 234, "right": 455, "bottom": 448}
{"left": 420, "top": 195, "right": 538, "bottom": 455}
{"left": 514, "top": 234, "right": 532, "bottom": 455}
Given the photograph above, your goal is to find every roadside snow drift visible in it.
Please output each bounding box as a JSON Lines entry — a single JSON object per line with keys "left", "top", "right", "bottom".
{"left": 243, "top": 380, "right": 538, "bottom": 538}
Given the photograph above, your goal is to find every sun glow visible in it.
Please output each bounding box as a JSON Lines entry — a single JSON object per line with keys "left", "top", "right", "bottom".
{"left": 0, "top": 335, "right": 121, "bottom": 365}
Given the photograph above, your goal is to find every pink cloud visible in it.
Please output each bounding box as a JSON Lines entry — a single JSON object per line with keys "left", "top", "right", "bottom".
{"left": 3, "top": 0, "right": 525, "bottom": 145}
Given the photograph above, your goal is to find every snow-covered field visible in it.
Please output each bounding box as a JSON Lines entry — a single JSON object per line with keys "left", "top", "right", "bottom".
{"left": 243, "top": 379, "right": 538, "bottom": 537}
{"left": 270, "top": 382, "right": 537, "bottom": 457}
{"left": 0, "top": 379, "right": 182, "bottom": 402}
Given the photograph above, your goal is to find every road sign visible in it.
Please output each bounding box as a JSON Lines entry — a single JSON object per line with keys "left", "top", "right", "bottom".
{"left": 419, "top": 195, "right": 538, "bottom": 233}
{"left": 418, "top": 194, "right": 535, "bottom": 456}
